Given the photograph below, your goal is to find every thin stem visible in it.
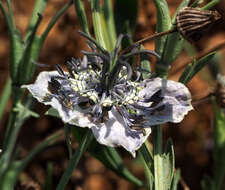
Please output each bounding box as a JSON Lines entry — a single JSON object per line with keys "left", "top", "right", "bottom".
{"left": 22, "top": 130, "right": 64, "bottom": 167}
{"left": 139, "top": 144, "right": 154, "bottom": 190}
{"left": 24, "top": 0, "right": 48, "bottom": 41}
{"left": 4, "top": 98, "right": 32, "bottom": 161}
{"left": 139, "top": 142, "right": 154, "bottom": 173}
{"left": 121, "top": 49, "right": 160, "bottom": 60}
{"left": 201, "top": 0, "right": 221, "bottom": 10}
{"left": 78, "top": 31, "right": 108, "bottom": 55}
{"left": 170, "top": 40, "right": 225, "bottom": 76}
{"left": 120, "top": 29, "right": 176, "bottom": 55}
{"left": 3, "top": 87, "right": 24, "bottom": 151}
{"left": 64, "top": 125, "right": 73, "bottom": 159}
{"left": 56, "top": 130, "right": 93, "bottom": 190}
{"left": 0, "top": 2, "right": 13, "bottom": 37}
{"left": 6, "top": 0, "right": 16, "bottom": 29}
{"left": 0, "top": 78, "right": 11, "bottom": 120}
{"left": 180, "top": 174, "right": 190, "bottom": 190}
{"left": 0, "top": 95, "right": 32, "bottom": 180}
{"left": 91, "top": 0, "right": 107, "bottom": 49}
{"left": 19, "top": 13, "right": 43, "bottom": 83}
{"left": 73, "top": 0, "right": 90, "bottom": 35}
{"left": 41, "top": 1, "right": 73, "bottom": 44}
{"left": 103, "top": 0, "right": 117, "bottom": 49}
{"left": 152, "top": 126, "right": 163, "bottom": 190}
{"left": 106, "top": 148, "right": 144, "bottom": 187}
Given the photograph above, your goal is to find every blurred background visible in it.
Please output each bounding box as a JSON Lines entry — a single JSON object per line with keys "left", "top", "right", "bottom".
{"left": 0, "top": 0, "right": 225, "bottom": 189}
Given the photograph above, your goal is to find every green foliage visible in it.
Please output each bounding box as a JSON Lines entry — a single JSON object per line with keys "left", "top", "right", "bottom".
{"left": 213, "top": 102, "right": 225, "bottom": 190}
{"left": 0, "top": 0, "right": 223, "bottom": 189}
{"left": 0, "top": 1, "right": 73, "bottom": 189}
{"left": 162, "top": 139, "right": 175, "bottom": 189}
{"left": 170, "top": 169, "right": 181, "bottom": 190}
{"left": 46, "top": 108, "right": 144, "bottom": 187}
{"left": 179, "top": 52, "right": 216, "bottom": 84}
{"left": 153, "top": 0, "right": 171, "bottom": 57}
{"left": 160, "top": 0, "right": 190, "bottom": 68}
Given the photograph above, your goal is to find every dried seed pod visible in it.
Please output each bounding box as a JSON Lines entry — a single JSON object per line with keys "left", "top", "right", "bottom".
{"left": 176, "top": 7, "right": 221, "bottom": 42}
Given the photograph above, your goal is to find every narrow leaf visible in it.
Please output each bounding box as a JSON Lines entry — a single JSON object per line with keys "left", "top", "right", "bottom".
{"left": 162, "top": 139, "right": 175, "bottom": 189}
{"left": 73, "top": 0, "right": 90, "bottom": 35}
{"left": 24, "top": 0, "right": 48, "bottom": 41}
{"left": 90, "top": 0, "right": 107, "bottom": 49}
{"left": 103, "top": 0, "right": 117, "bottom": 48}
{"left": 46, "top": 109, "right": 144, "bottom": 187}
{"left": 152, "top": 0, "right": 171, "bottom": 56}
{"left": 56, "top": 130, "right": 93, "bottom": 190}
{"left": 71, "top": 127, "right": 144, "bottom": 187}
{"left": 179, "top": 52, "right": 216, "bottom": 84}
{"left": 19, "top": 14, "right": 43, "bottom": 84}
{"left": 212, "top": 101, "right": 225, "bottom": 190}
{"left": 159, "top": 0, "right": 190, "bottom": 75}
{"left": 170, "top": 169, "right": 181, "bottom": 190}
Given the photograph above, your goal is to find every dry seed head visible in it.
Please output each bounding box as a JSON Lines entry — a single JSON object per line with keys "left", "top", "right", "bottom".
{"left": 176, "top": 7, "right": 221, "bottom": 42}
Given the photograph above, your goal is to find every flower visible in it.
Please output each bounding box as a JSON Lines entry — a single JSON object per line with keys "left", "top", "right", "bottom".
{"left": 23, "top": 32, "right": 193, "bottom": 156}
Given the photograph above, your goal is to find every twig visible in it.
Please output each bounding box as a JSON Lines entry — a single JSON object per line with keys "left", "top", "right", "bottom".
{"left": 119, "top": 29, "right": 176, "bottom": 55}
{"left": 180, "top": 175, "right": 190, "bottom": 190}
{"left": 171, "top": 41, "right": 225, "bottom": 76}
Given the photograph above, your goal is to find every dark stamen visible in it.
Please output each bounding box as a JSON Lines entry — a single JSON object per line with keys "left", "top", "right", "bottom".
{"left": 121, "top": 49, "right": 160, "bottom": 60}
{"left": 56, "top": 64, "right": 66, "bottom": 76}
{"left": 118, "top": 60, "right": 133, "bottom": 81}
{"left": 48, "top": 78, "right": 61, "bottom": 94}
{"left": 145, "top": 89, "right": 164, "bottom": 107}
{"left": 66, "top": 58, "right": 78, "bottom": 74}
{"left": 113, "top": 34, "right": 131, "bottom": 58}
{"left": 81, "top": 50, "right": 110, "bottom": 63}
{"left": 78, "top": 30, "right": 109, "bottom": 55}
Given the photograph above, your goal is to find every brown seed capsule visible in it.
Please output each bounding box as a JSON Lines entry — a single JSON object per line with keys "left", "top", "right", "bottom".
{"left": 176, "top": 7, "right": 221, "bottom": 42}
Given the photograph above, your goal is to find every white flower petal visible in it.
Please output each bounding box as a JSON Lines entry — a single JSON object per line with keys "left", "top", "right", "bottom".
{"left": 22, "top": 71, "right": 58, "bottom": 103}
{"left": 139, "top": 77, "right": 193, "bottom": 125}
{"left": 22, "top": 71, "right": 93, "bottom": 128}
{"left": 91, "top": 107, "right": 151, "bottom": 157}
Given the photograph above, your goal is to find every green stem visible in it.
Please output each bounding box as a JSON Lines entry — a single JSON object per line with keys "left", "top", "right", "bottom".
{"left": 139, "top": 145, "right": 154, "bottom": 190}
{"left": 41, "top": 1, "right": 73, "bottom": 44}
{"left": 103, "top": 0, "right": 117, "bottom": 49}
{"left": 19, "top": 14, "right": 43, "bottom": 84}
{"left": 73, "top": 0, "right": 90, "bottom": 35}
{"left": 24, "top": 0, "right": 48, "bottom": 41}
{"left": 106, "top": 148, "right": 144, "bottom": 187}
{"left": 152, "top": 126, "right": 163, "bottom": 190}
{"left": 139, "top": 142, "right": 154, "bottom": 189}
{"left": 0, "top": 78, "right": 11, "bottom": 120}
{"left": 90, "top": 0, "right": 107, "bottom": 49}
{"left": 22, "top": 130, "right": 64, "bottom": 167}
{"left": 201, "top": 0, "right": 221, "bottom": 10}
{"left": 0, "top": 2, "right": 13, "bottom": 37}
{"left": 0, "top": 95, "right": 31, "bottom": 179}
{"left": 139, "top": 143, "right": 154, "bottom": 171}
{"left": 0, "top": 130, "right": 63, "bottom": 190}
{"left": 0, "top": 2, "right": 23, "bottom": 81}
{"left": 3, "top": 87, "right": 24, "bottom": 151}
{"left": 64, "top": 125, "right": 73, "bottom": 159}
{"left": 56, "top": 130, "right": 93, "bottom": 190}
{"left": 6, "top": 0, "right": 16, "bottom": 29}
{"left": 152, "top": 0, "right": 171, "bottom": 56}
